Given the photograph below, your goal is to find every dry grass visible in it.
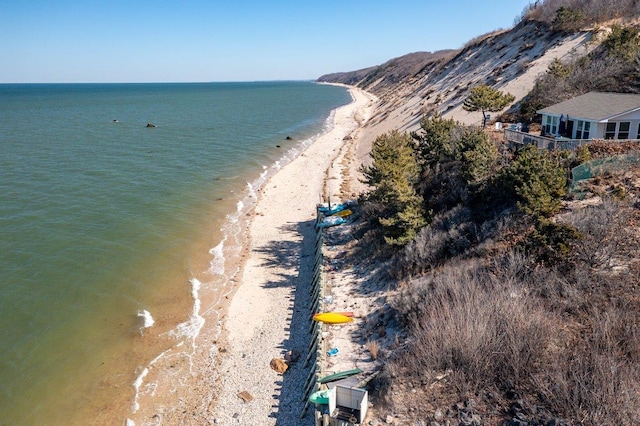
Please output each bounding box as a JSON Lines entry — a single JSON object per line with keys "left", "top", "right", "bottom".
{"left": 365, "top": 340, "right": 380, "bottom": 360}
{"left": 374, "top": 197, "right": 640, "bottom": 424}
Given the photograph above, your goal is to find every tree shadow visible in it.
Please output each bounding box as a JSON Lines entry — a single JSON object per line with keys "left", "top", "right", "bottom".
{"left": 250, "top": 218, "right": 319, "bottom": 425}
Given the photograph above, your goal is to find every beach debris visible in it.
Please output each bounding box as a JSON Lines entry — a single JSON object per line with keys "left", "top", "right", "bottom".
{"left": 327, "top": 348, "right": 339, "bottom": 357}
{"left": 284, "top": 350, "right": 301, "bottom": 363}
{"left": 237, "top": 390, "right": 254, "bottom": 403}
{"left": 270, "top": 358, "right": 288, "bottom": 374}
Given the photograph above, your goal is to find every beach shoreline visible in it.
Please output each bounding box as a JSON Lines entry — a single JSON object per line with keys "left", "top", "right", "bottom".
{"left": 210, "top": 85, "right": 376, "bottom": 425}
{"left": 126, "top": 84, "right": 377, "bottom": 425}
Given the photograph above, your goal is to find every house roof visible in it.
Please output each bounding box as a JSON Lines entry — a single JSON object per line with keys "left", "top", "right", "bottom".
{"left": 537, "top": 92, "right": 640, "bottom": 121}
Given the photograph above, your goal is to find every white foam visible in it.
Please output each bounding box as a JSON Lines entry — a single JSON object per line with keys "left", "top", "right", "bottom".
{"left": 246, "top": 182, "right": 257, "bottom": 199}
{"left": 137, "top": 309, "right": 154, "bottom": 329}
{"left": 132, "top": 367, "right": 149, "bottom": 413}
{"left": 169, "top": 278, "right": 205, "bottom": 341}
{"left": 208, "top": 241, "right": 225, "bottom": 275}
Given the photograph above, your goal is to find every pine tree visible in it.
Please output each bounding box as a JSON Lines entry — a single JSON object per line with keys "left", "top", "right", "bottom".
{"left": 500, "top": 145, "right": 566, "bottom": 218}
{"left": 463, "top": 85, "right": 515, "bottom": 127}
{"left": 361, "top": 131, "right": 427, "bottom": 245}
{"left": 411, "top": 113, "right": 459, "bottom": 169}
{"left": 457, "top": 128, "right": 499, "bottom": 186}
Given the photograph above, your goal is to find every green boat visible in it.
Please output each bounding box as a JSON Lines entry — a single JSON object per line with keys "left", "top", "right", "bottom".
{"left": 309, "top": 389, "right": 330, "bottom": 404}
{"left": 317, "top": 368, "right": 363, "bottom": 384}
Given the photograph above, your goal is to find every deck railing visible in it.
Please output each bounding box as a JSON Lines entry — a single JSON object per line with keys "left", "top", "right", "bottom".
{"left": 504, "top": 129, "right": 592, "bottom": 150}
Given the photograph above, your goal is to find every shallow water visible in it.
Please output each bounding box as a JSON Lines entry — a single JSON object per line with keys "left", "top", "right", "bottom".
{"left": 0, "top": 81, "right": 350, "bottom": 424}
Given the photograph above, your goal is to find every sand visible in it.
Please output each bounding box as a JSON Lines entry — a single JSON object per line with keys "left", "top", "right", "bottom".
{"left": 209, "top": 85, "right": 377, "bottom": 425}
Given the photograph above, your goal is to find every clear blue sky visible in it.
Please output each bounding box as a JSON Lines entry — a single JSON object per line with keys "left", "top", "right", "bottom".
{"left": 1, "top": 0, "right": 533, "bottom": 83}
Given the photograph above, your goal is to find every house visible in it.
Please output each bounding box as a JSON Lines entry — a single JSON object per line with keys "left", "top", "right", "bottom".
{"left": 538, "top": 91, "right": 640, "bottom": 140}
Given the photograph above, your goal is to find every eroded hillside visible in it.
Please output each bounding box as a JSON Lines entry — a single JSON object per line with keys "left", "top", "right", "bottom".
{"left": 319, "top": 21, "right": 597, "bottom": 142}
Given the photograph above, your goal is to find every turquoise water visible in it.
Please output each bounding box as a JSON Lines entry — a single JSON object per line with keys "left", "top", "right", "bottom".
{"left": 0, "top": 82, "right": 351, "bottom": 424}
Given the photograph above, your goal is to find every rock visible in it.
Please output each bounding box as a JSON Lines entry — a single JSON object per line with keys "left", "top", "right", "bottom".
{"left": 433, "top": 409, "right": 444, "bottom": 422}
{"left": 146, "top": 123, "right": 156, "bottom": 128}
{"left": 237, "top": 390, "right": 253, "bottom": 402}
{"left": 284, "top": 350, "right": 301, "bottom": 363}
{"left": 270, "top": 358, "right": 288, "bottom": 374}
{"left": 286, "top": 136, "right": 293, "bottom": 140}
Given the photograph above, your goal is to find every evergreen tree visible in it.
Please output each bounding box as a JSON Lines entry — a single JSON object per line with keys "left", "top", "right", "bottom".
{"left": 411, "top": 114, "right": 459, "bottom": 170}
{"left": 457, "top": 128, "right": 499, "bottom": 186}
{"left": 500, "top": 145, "right": 566, "bottom": 218}
{"left": 463, "top": 85, "right": 515, "bottom": 127}
{"left": 361, "top": 131, "right": 427, "bottom": 245}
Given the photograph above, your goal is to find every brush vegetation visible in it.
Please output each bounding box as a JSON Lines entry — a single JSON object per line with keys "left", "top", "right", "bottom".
{"left": 324, "top": 1, "right": 640, "bottom": 423}
{"left": 357, "top": 114, "right": 640, "bottom": 424}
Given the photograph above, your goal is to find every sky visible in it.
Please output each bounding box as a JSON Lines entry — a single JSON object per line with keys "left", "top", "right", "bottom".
{"left": 0, "top": 0, "right": 533, "bottom": 83}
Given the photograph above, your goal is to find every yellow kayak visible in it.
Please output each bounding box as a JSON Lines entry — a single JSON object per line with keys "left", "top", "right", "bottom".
{"left": 313, "top": 312, "right": 353, "bottom": 324}
{"left": 334, "top": 209, "right": 353, "bottom": 218}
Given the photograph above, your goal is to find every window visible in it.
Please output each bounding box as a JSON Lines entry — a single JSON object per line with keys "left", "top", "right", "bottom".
{"left": 618, "top": 122, "right": 630, "bottom": 139}
{"left": 583, "top": 121, "right": 590, "bottom": 139}
{"left": 550, "top": 116, "right": 558, "bottom": 134}
{"left": 605, "top": 122, "right": 616, "bottom": 139}
{"left": 576, "top": 120, "right": 584, "bottom": 139}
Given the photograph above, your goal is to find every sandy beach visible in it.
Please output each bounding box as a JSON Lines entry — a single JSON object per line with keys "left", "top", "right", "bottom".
{"left": 209, "top": 85, "right": 376, "bottom": 425}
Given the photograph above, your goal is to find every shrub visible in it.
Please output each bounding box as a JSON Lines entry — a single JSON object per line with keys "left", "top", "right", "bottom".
{"left": 391, "top": 258, "right": 556, "bottom": 393}
{"left": 537, "top": 307, "right": 640, "bottom": 424}
{"left": 396, "top": 205, "right": 473, "bottom": 276}
{"left": 523, "top": 218, "right": 581, "bottom": 265}
{"left": 563, "top": 198, "right": 630, "bottom": 270}
{"left": 365, "top": 340, "right": 380, "bottom": 360}
{"left": 547, "top": 57, "right": 570, "bottom": 78}
{"left": 552, "top": 7, "right": 586, "bottom": 31}
{"left": 604, "top": 25, "right": 640, "bottom": 62}
{"left": 499, "top": 145, "right": 566, "bottom": 218}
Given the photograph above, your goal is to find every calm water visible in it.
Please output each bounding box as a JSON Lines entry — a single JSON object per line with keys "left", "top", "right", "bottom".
{"left": 0, "top": 82, "right": 351, "bottom": 424}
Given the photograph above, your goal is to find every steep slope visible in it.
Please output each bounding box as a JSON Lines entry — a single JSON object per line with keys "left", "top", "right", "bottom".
{"left": 318, "top": 50, "right": 457, "bottom": 89}
{"left": 319, "top": 21, "right": 597, "bottom": 158}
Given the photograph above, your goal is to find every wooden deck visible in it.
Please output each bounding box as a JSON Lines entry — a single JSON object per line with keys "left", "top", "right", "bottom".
{"left": 504, "top": 129, "right": 592, "bottom": 150}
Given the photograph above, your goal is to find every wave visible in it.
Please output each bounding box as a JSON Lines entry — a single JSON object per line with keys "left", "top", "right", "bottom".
{"left": 169, "top": 278, "right": 205, "bottom": 341}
